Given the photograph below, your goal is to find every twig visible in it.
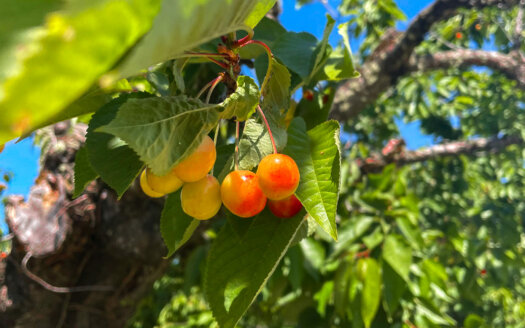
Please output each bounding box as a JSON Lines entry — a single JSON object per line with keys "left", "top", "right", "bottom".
{"left": 21, "top": 252, "right": 114, "bottom": 293}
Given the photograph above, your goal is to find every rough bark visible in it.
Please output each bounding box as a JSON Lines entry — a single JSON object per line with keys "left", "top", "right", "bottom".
{"left": 0, "top": 123, "right": 170, "bottom": 328}
{"left": 330, "top": 0, "right": 522, "bottom": 122}
{"left": 358, "top": 134, "right": 524, "bottom": 173}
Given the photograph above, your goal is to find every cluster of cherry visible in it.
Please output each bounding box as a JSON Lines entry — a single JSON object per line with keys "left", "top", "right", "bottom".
{"left": 140, "top": 136, "right": 302, "bottom": 220}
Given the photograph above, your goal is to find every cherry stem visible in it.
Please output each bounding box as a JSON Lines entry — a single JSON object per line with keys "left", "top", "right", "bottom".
{"left": 257, "top": 104, "right": 277, "bottom": 154}
{"left": 206, "top": 57, "right": 230, "bottom": 69}
{"left": 231, "top": 28, "right": 254, "bottom": 48}
{"left": 206, "top": 74, "right": 223, "bottom": 104}
{"left": 240, "top": 40, "right": 273, "bottom": 96}
{"left": 211, "top": 121, "right": 221, "bottom": 175}
{"left": 235, "top": 121, "right": 240, "bottom": 170}
{"left": 196, "top": 75, "right": 223, "bottom": 99}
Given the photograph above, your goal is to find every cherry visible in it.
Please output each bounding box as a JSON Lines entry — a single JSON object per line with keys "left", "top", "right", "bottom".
{"left": 455, "top": 32, "right": 463, "bottom": 39}
{"left": 174, "top": 135, "right": 216, "bottom": 182}
{"left": 221, "top": 170, "right": 267, "bottom": 218}
{"left": 181, "top": 174, "right": 222, "bottom": 220}
{"left": 146, "top": 167, "right": 183, "bottom": 194}
{"left": 0, "top": 144, "right": 4, "bottom": 154}
{"left": 303, "top": 89, "right": 314, "bottom": 101}
{"left": 140, "top": 169, "right": 165, "bottom": 198}
{"left": 268, "top": 194, "right": 302, "bottom": 218}
{"left": 256, "top": 154, "right": 300, "bottom": 200}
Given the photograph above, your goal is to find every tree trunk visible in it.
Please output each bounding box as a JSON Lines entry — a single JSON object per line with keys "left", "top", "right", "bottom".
{"left": 0, "top": 123, "right": 169, "bottom": 328}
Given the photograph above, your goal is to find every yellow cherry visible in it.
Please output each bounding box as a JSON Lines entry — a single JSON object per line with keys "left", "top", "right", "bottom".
{"left": 140, "top": 170, "right": 165, "bottom": 198}
{"left": 181, "top": 174, "right": 222, "bottom": 220}
{"left": 173, "top": 135, "right": 216, "bottom": 182}
{"left": 146, "top": 167, "right": 184, "bottom": 194}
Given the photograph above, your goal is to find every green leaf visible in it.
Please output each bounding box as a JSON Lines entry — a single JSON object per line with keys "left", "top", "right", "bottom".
{"left": 382, "top": 234, "right": 412, "bottom": 282}
{"left": 300, "top": 238, "right": 326, "bottom": 271}
{"left": 359, "top": 258, "right": 381, "bottom": 328}
{"left": 97, "top": 96, "right": 220, "bottom": 176}
{"left": 332, "top": 216, "right": 374, "bottom": 259}
{"left": 296, "top": 88, "right": 335, "bottom": 130}
{"left": 0, "top": 0, "right": 161, "bottom": 144}
{"left": 315, "top": 21, "right": 359, "bottom": 81}
{"left": 314, "top": 281, "right": 334, "bottom": 318}
{"left": 205, "top": 210, "right": 304, "bottom": 328}
{"left": 239, "top": 17, "right": 286, "bottom": 59}
{"left": 312, "top": 15, "right": 336, "bottom": 74}
{"left": 261, "top": 58, "right": 291, "bottom": 113}
{"left": 284, "top": 118, "right": 341, "bottom": 240}
{"left": 86, "top": 94, "right": 146, "bottom": 197}
{"left": 160, "top": 191, "right": 200, "bottom": 258}
{"left": 220, "top": 76, "right": 260, "bottom": 121}
{"left": 116, "top": 0, "right": 276, "bottom": 77}
{"left": 382, "top": 260, "right": 406, "bottom": 316}
{"left": 272, "top": 32, "right": 318, "bottom": 78}
{"left": 73, "top": 145, "right": 98, "bottom": 199}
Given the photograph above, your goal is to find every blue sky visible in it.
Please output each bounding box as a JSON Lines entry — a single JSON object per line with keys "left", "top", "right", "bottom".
{"left": 0, "top": 0, "right": 435, "bottom": 233}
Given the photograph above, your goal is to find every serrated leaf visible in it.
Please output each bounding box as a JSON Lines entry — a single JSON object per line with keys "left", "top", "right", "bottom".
{"left": 161, "top": 191, "right": 200, "bottom": 258}
{"left": 284, "top": 118, "right": 341, "bottom": 240}
{"left": 0, "top": 0, "right": 161, "bottom": 144}
{"left": 382, "top": 234, "right": 412, "bottom": 282}
{"left": 359, "top": 258, "right": 381, "bottom": 328}
{"left": 219, "top": 76, "right": 260, "bottom": 121}
{"left": 86, "top": 94, "right": 146, "bottom": 197}
{"left": 205, "top": 209, "right": 304, "bottom": 328}
{"left": 116, "top": 0, "right": 276, "bottom": 77}
{"left": 73, "top": 145, "right": 98, "bottom": 199}
{"left": 97, "top": 96, "right": 220, "bottom": 176}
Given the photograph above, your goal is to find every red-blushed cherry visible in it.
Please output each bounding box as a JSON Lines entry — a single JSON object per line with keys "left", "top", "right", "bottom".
{"left": 140, "top": 170, "right": 165, "bottom": 198}
{"left": 221, "top": 170, "right": 267, "bottom": 218}
{"left": 268, "top": 194, "right": 302, "bottom": 218}
{"left": 181, "top": 174, "right": 222, "bottom": 220}
{"left": 173, "top": 135, "right": 216, "bottom": 182}
{"left": 256, "top": 154, "right": 300, "bottom": 200}
{"left": 146, "top": 167, "right": 183, "bottom": 194}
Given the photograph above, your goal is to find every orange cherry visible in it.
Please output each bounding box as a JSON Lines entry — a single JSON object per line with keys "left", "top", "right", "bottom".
{"left": 181, "top": 174, "right": 222, "bottom": 220}
{"left": 0, "top": 144, "right": 4, "bottom": 154}
{"left": 146, "top": 167, "right": 183, "bottom": 194}
{"left": 256, "top": 154, "right": 300, "bottom": 200}
{"left": 268, "top": 194, "right": 303, "bottom": 218}
{"left": 173, "top": 135, "right": 216, "bottom": 182}
{"left": 140, "top": 169, "right": 165, "bottom": 198}
{"left": 221, "top": 170, "right": 267, "bottom": 218}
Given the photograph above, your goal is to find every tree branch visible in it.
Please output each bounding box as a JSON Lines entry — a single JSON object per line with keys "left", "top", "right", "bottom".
{"left": 408, "top": 49, "right": 525, "bottom": 87}
{"left": 330, "top": 0, "right": 520, "bottom": 122}
{"left": 358, "top": 135, "right": 524, "bottom": 173}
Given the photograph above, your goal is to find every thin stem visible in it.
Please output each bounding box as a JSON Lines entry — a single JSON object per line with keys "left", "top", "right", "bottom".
{"left": 211, "top": 121, "right": 221, "bottom": 175}
{"left": 240, "top": 40, "right": 273, "bottom": 95}
{"left": 206, "top": 57, "right": 230, "bottom": 69}
{"left": 196, "top": 75, "right": 222, "bottom": 99}
{"left": 232, "top": 27, "right": 254, "bottom": 48}
{"left": 235, "top": 121, "right": 240, "bottom": 170}
{"left": 257, "top": 105, "right": 277, "bottom": 154}
{"left": 206, "top": 74, "right": 224, "bottom": 104}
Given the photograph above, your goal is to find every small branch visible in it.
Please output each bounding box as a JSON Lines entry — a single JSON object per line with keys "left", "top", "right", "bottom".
{"left": 408, "top": 49, "right": 525, "bottom": 87}
{"left": 358, "top": 135, "right": 524, "bottom": 173}
{"left": 240, "top": 40, "right": 273, "bottom": 95}
{"left": 330, "top": 0, "right": 520, "bottom": 122}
